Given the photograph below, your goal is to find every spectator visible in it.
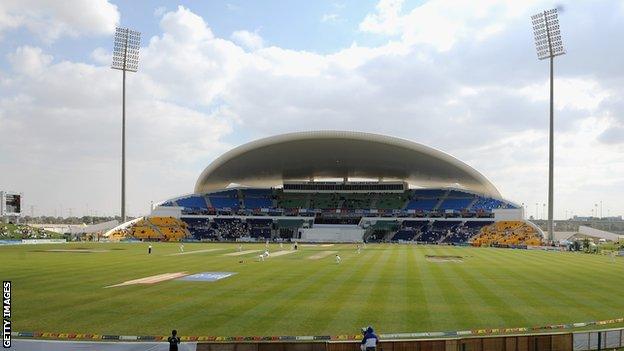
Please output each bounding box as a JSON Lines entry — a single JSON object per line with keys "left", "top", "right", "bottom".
{"left": 168, "top": 329, "right": 181, "bottom": 351}
{"left": 361, "top": 326, "right": 379, "bottom": 351}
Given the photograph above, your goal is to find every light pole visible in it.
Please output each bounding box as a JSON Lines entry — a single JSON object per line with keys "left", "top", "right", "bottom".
{"left": 531, "top": 8, "right": 566, "bottom": 242}
{"left": 600, "top": 200, "right": 602, "bottom": 219}
{"left": 111, "top": 27, "right": 141, "bottom": 223}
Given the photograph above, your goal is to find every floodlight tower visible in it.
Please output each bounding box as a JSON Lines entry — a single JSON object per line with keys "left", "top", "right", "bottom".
{"left": 531, "top": 9, "right": 565, "bottom": 242}
{"left": 111, "top": 27, "right": 141, "bottom": 223}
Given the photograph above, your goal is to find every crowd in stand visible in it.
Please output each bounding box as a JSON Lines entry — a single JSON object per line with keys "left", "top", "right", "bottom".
{"left": 171, "top": 188, "right": 517, "bottom": 218}
{"left": 213, "top": 220, "right": 249, "bottom": 240}
{"left": 471, "top": 221, "right": 541, "bottom": 247}
{"left": 0, "top": 224, "right": 55, "bottom": 239}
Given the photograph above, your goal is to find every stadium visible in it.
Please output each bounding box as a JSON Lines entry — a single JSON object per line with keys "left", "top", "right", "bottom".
{"left": 3, "top": 3, "right": 624, "bottom": 350}
{"left": 112, "top": 131, "right": 542, "bottom": 247}
{"left": 6, "top": 131, "right": 623, "bottom": 350}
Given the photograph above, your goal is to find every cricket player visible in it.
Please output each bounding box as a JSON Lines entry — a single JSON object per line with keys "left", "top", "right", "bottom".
{"left": 335, "top": 254, "right": 341, "bottom": 264}
{"left": 179, "top": 243, "right": 184, "bottom": 253}
{"left": 148, "top": 244, "right": 152, "bottom": 254}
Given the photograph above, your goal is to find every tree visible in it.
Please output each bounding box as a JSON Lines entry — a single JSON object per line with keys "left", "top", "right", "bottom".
{"left": 582, "top": 237, "right": 591, "bottom": 252}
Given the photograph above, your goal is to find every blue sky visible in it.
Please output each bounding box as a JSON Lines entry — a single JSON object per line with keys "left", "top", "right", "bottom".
{"left": 3, "top": 1, "right": 403, "bottom": 66}
{"left": 0, "top": 0, "right": 623, "bottom": 218}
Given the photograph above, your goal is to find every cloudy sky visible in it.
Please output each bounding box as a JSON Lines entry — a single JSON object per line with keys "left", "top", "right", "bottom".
{"left": 0, "top": 0, "right": 622, "bottom": 219}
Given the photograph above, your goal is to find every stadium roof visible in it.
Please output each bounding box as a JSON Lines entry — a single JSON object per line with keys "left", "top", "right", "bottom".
{"left": 195, "top": 131, "right": 502, "bottom": 198}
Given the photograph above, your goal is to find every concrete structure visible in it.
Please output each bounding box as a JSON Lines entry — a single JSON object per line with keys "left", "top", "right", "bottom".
{"left": 195, "top": 131, "right": 501, "bottom": 197}
{"left": 578, "top": 226, "right": 620, "bottom": 241}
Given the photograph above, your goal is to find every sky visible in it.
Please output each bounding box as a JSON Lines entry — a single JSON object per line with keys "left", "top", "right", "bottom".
{"left": 0, "top": 0, "right": 623, "bottom": 219}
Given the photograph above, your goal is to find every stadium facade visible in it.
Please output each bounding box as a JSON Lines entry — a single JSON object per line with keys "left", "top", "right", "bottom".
{"left": 121, "top": 131, "right": 541, "bottom": 244}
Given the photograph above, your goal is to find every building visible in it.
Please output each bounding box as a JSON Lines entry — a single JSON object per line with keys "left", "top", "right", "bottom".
{"left": 117, "top": 131, "right": 542, "bottom": 244}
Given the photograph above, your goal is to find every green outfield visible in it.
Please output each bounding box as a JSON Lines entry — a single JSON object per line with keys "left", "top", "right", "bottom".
{"left": 2, "top": 242, "right": 623, "bottom": 337}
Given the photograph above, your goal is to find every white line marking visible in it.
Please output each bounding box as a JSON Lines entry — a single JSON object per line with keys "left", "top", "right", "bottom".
{"left": 167, "top": 248, "right": 225, "bottom": 256}
{"left": 270, "top": 250, "right": 297, "bottom": 257}
{"left": 223, "top": 250, "right": 261, "bottom": 256}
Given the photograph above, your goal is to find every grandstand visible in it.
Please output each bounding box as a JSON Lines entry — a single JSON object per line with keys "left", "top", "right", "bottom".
{"left": 471, "top": 221, "right": 542, "bottom": 247}
{"left": 108, "top": 217, "right": 190, "bottom": 241}
{"left": 116, "top": 131, "right": 541, "bottom": 245}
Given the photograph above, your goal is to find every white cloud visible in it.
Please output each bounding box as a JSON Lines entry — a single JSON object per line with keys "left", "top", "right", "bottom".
{"left": 2, "top": 3, "right": 624, "bottom": 219}
{"left": 154, "top": 6, "right": 167, "bottom": 18}
{"left": 90, "top": 47, "right": 111, "bottom": 66}
{"left": 0, "top": 0, "right": 119, "bottom": 42}
{"left": 159, "top": 5, "right": 213, "bottom": 43}
{"left": 360, "top": 0, "right": 542, "bottom": 51}
{"left": 518, "top": 78, "right": 612, "bottom": 111}
{"left": 231, "top": 30, "right": 264, "bottom": 51}
{"left": 6, "top": 46, "right": 53, "bottom": 76}
{"left": 359, "top": 0, "right": 405, "bottom": 35}
{"left": 321, "top": 13, "right": 340, "bottom": 23}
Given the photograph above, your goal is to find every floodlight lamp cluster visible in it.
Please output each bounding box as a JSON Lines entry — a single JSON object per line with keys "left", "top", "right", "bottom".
{"left": 531, "top": 9, "right": 565, "bottom": 60}
{"left": 112, "top": 27, "right": 141, "bottom": 72}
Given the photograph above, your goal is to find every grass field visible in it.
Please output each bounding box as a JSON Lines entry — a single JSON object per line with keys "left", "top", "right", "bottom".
{"left": 2, "top": 242, "right": 623, "bottom": 337}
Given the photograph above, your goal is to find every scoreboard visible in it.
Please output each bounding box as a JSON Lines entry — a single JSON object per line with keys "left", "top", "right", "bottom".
{"left": 0, "top": 192, "right": 22, "bottom": 216}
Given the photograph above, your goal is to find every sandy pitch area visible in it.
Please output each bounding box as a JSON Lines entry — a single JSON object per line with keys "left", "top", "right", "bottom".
{"left": 105, "top": 272, "right": 188, "bottom": 288}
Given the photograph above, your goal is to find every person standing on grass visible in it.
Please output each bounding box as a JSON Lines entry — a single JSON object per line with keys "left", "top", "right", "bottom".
{"left": 360, "top": 326, "right": 379, "bottom": 351}
{"left": 335, "top": 254, "right": 341, "bottom": 264}
{"left": 168, "top": 329, "right": 181, "bottom": 351}
{"left": 179, "top": 243, "right": 184, "bottom": 253}
{"left": 148, "top": 244, "right": 152, "bottom": 254}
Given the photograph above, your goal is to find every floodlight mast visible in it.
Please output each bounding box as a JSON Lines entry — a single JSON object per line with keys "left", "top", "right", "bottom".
{"left": 531, "top": 9, "right": 565, "bottom": 242}
{"left": 111, "top": 27, "right": 141, "bottom": 223}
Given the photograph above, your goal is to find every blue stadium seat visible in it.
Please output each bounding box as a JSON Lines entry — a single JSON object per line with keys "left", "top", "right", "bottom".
{"left": 181, "top": 218, "right": 215, "bottom": 240}
{"left": 244, "top": 198, "right": 273, "bottom": 209}
{"left": 471, "top": 198, "right": 517, "bottom": 211}
{"left": 209, "top": 197, "right": 240, "bottom": 209}
{"left": 176, "top": 196, "right": 208, "bottom": 210}
{"left": 393, "top": 229, "right": 417, "bottom": 241}
{"left": 438, "top": 198, "right": 474, "bottom": 211}
{"left": 405, "top": 199, "right": 439, "bottom": 210}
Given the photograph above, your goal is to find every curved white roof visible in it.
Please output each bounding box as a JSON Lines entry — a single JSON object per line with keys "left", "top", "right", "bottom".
{"left": 195, "top": 131, "right": 501, "bottom": 198}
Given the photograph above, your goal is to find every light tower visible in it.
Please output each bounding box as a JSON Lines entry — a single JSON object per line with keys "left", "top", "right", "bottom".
{"left": 531, "top": 8, "right": 565, "bottom": 242}
{"left": 111, "top": 27, "right": 141, "bottom": 223}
